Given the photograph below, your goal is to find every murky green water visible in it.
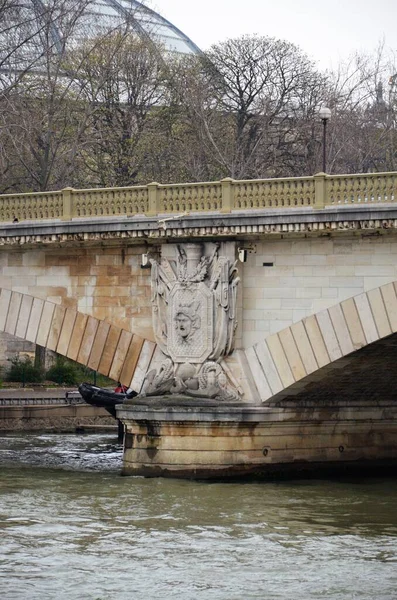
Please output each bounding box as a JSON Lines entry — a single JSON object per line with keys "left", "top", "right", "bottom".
{"left": 0, "top": 434, "right": 397, "bottom": 600}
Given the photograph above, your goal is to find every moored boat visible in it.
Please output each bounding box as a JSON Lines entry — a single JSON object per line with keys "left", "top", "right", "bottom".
{"left": 78, "top": 382, "right": 136, "bottom": 418}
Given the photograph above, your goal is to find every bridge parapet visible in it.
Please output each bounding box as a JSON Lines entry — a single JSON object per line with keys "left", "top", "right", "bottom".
{"left": 1, "top": 172, "right": 396, "bottom": 223}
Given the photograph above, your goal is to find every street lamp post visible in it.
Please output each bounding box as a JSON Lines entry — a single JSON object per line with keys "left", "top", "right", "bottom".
{"left": 319, "top": 106, "right": 331, "bottom": 172}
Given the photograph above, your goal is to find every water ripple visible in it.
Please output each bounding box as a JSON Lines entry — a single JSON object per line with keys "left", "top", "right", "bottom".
{"left": 0, "top": 433, "right": 397, "bottom": 600}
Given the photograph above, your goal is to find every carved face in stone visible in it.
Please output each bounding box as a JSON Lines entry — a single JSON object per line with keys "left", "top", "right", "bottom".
{"left": 174, "top": 302, "right": 200, "bottom": 344}
{"left": 175, "top": 312, "right": 192, "bottom": 339}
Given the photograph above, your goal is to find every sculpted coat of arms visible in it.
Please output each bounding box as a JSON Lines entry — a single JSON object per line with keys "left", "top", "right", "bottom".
{"left": 141, "top": 242, "right": 241, "bottom": 401}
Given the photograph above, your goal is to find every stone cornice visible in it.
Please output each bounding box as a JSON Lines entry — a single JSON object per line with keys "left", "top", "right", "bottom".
{"left": 2, "top": 205, "right": 397, "bottom": 246}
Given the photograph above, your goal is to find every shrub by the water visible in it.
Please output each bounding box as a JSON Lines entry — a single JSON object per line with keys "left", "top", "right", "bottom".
{"left": 7, "top": 355, "right": 44, "bottom": 384}
{"left": 46, "top": 355, "right": 116, "bottom": 387}
{"left": 46, "top": 356, "right": 80, "bottom": 385}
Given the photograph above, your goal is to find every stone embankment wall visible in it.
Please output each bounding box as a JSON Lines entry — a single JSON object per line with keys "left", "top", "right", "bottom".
{"left": 0, "top": 331, "right": 35, "bottom": 367}
{"left": 0, "top": 403, "right": 115, "bottom": 432}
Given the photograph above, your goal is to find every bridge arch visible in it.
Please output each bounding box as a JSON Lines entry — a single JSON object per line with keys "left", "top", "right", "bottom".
{"left": 0, "top": 288, "right": 155, "bottom": 390}
{"left": 245, "top": 281, "right": 397, "bottom": 403}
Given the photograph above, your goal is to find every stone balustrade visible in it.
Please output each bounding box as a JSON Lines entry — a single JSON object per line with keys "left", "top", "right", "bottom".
{"left": 0, "top": 172, "right": 396, "bottom": 223}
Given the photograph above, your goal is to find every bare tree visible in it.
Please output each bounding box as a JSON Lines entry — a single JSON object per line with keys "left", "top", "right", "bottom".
{"left": 324, "top": 45, "right": 397, "bottom": 173}
{"left": 0, "top": 0, "right": 43, "bottom": 91}
{"left": 175, "top": 35, "right": 329, "bottom": 180}
{"left": 0, "top": 0, "right": 135, "bottom": 192}
{"left": 1, "top": 13, "right": 396, "bottom": 193}
{"left": 70, "top": 30, "right": 169, "bottom": 187}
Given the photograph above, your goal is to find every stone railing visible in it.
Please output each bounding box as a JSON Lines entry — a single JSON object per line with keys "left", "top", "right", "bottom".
{"left": 326, "top": 173, "right": 396, "bottom": 206}
{"left": 0, "top": 398, "right": 71, "bottom": 406}
{"left": 0, "top": 171, "right": 396, "bottom": 222}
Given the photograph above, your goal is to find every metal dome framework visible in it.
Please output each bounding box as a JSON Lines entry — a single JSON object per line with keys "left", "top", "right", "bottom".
{"left": 1, "top": 0, "right": 200, "bottom": 76}
{"left": 88, "top": 1, "right": 201, "bottom": 54}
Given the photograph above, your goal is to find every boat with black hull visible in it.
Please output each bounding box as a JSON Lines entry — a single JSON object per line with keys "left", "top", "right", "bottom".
{"left": 78, "top": 382, "right": 136, "bottom": 418}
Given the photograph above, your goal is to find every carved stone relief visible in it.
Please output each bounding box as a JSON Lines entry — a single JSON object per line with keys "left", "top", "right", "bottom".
{"left": 142, "top": 242, "right": 241, "bottom": 401}
{"left": 168, "top": 282, "right": 213, "bottom": 363}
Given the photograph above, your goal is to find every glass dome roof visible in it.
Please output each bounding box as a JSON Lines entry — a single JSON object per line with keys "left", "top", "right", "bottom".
{"left": 78, "top": 1, "right": 201, "bottom": 54}
{"left": 1, "top": 1, "right": 200, "bottom": 77}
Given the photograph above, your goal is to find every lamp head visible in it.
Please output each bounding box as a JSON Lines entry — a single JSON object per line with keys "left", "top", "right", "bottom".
{"left": 319, "top": 106, "right": 331, "bottom": 120}
{"left": 238, "top": 248, "right": 247, "bottom": 263}
{"left": 141, "top": 253, "right": 150, "bottom": 268}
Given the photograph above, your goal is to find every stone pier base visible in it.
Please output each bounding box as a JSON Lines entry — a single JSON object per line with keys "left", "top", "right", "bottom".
{"left": 117, "top": 397, "right": 397, "bottom": 479}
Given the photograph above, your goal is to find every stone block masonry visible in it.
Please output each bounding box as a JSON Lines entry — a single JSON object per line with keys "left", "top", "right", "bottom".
{"left": 241, "top": 234, "right": 397, "bottom": 348}
{"left": 0, "top": 244, "right": 153, "bottom": 369}
{"left": 3, "top": 231, "right": 397, "bottom": 373}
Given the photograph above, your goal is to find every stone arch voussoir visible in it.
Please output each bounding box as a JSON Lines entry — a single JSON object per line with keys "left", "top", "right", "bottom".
{"left": 245, "top": 281, "right": 397, "bottom": 403}
{"left": 0, "top": 288, "right": 156, "bottom": 390}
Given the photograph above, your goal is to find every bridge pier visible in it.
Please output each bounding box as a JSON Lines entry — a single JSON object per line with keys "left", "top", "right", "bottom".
{"left": 117, "top": 397, "right": 397, "bottom": 479}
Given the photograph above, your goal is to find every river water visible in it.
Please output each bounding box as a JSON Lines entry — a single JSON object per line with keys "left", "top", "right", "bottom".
{"left": 0, "top": 433, "right": 396, "bottom": 600}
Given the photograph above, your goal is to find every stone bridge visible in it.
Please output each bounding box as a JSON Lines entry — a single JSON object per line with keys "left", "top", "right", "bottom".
{"left": 1, "top": 170, "right": 397, "bottom": 403}
{"left": 1, "top": 171, "right": 397, "bottom": 476}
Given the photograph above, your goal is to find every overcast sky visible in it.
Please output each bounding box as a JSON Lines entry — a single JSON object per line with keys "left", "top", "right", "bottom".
{"left": 152, "top": 0, "right": 396, "bottom": 70}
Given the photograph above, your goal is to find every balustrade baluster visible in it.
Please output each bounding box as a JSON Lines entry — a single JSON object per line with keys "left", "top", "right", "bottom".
{"left": 387, "top": 175, "right": 395, "bottom": 202}
{"left": 251, "top": 183, "right": 256, "bottom": 208}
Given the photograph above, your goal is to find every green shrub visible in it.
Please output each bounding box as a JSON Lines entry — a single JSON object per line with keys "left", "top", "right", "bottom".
{"left": 46, "top": 356, "right": 80, "bottom": 385}
{"left": 7, "top": 355, "right": 44, "bottom": 384}
{"left": 46, "top": 356, "right": 116, "bottom": 386}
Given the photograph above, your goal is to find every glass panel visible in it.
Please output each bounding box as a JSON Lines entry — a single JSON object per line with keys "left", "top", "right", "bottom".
{"left": 1, "top": 0, "right": 199, "bottom": 63}
{"left": 164, "top": 38, "right": 195, "bottom": 53}
{"left": 90, "top": 5, "right": 120, "bottom": 17}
